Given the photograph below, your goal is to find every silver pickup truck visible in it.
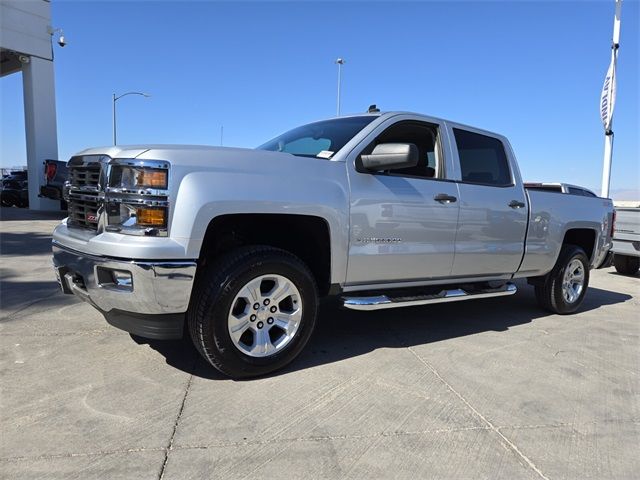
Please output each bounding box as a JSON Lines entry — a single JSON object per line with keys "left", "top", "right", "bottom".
{"left": 611, "top": 202, "right": 640, "bottom": 275}
{"left": 52, "top": 111, "right": 614, "bottom": 378}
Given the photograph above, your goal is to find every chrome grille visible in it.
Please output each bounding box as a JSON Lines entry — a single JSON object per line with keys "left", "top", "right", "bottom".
{"left": 67, "top": 191, "right": 100, "bottom": 229}
{"left": 68, "top": 166, "right": 100, "bottom": 189}
{"left": 66, "top": 157, "right": 106, "bottom": 230}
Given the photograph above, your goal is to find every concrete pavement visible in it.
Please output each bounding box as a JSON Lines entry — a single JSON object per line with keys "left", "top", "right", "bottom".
{"left": 1, "top": 206, "right": 638, "bottom": 479}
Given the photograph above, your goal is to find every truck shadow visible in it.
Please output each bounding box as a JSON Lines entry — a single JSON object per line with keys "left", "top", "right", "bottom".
{"left": 0, "top": 206, "right": 66, "bottom": 221}
{"left": 1, "top": 232, "right": 55, "bottom": 257}
{"left": 136, "top": 281, "right": 632, "bottom": 381}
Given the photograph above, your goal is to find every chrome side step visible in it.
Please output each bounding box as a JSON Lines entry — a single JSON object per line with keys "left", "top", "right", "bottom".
{"left": 342, "top": 283, "right": 517, "bottom": 311}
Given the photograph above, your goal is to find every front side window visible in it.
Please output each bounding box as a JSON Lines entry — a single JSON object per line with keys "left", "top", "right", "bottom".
{"left": 365, "top": 121, "right": 441, "bottom": 179}
{"left": 454, "top": 129, "right": 512, "bottom": 186}
{"left": 257, "top": 116, "right": 377, "bottom": 158}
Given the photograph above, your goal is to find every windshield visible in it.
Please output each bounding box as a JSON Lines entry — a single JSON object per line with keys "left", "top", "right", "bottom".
{"left": 257, "top": 116, "right": 377, "bottom": 158}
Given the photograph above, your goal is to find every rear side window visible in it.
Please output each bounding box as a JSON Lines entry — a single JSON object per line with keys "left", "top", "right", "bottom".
{"left": 568, "top": 187, "right": 597, "bottom": 197}
{"left": 454, "top": 129, "right": 512, "bottom": 186}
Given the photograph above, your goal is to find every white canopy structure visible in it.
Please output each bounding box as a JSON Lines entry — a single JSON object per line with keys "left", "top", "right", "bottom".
{"left": 1, "top": 0, "right": 60, "bottom": 210}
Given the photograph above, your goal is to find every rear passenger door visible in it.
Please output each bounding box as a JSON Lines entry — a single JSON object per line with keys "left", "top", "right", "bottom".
{"left": 449, "top": 127, "right": 528, "bottom": 277}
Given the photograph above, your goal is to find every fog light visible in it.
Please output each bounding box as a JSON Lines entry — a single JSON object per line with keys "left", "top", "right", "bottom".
{"left": 97, "top": 267, "right": 133, "bottom": 291}
{"left": 136, "top": 208, "right": 166, "bottom": 227}
{"left": 112, "top": 270, "right": 133, "bottom": 288}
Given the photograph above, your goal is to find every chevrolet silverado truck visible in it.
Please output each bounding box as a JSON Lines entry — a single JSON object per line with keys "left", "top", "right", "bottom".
{"left": 52, "top": 111, "right": 615, "bottom": 378}
{"left": 611, "top": 202, "right": 640, "bottom": 275}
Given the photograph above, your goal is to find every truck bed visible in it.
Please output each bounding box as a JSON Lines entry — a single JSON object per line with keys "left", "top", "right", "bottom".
{"left": 515, "top": 189, "right": 614, "bottom": 277}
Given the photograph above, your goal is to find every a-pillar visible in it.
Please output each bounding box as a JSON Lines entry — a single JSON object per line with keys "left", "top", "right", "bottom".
{"left": 22, "top": 55, "right": 60, "bottom": 210}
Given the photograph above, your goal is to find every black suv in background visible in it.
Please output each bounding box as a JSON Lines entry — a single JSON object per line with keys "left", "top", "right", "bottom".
{"left": 1, "top": 170, "right": 29, "bottom": 208}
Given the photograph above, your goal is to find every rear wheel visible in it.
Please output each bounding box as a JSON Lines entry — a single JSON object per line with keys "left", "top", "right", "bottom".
{"left": 188, "top": 246, "right": 318, "bottom": 378}
{"left": 534, "top": 244, "right": 590, "bottom": 314}
{"left": 613, "top": 254, "right": 640, "bottom": 275}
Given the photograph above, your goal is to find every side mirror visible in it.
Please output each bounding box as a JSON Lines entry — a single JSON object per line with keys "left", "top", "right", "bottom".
{"left": 360, "top": 143, "right": 419, "bottom": 171}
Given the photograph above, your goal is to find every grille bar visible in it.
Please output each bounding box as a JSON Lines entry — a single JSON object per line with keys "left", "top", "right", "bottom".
{"left": 67, "top": 163, "right": 102, "bottom": 230}
{"left": 69, "top": 166, "right": 100, "bottom": 188}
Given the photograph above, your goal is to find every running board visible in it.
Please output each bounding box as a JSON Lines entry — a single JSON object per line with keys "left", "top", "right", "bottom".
{"left": 342, "top": 283, "right": 517, "bottom": 311}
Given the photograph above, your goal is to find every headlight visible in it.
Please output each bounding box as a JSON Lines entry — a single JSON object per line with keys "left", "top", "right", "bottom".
{"left": 110, "top": 165, "right": 168, "bottom": 189}
{"left": 105, "top": 160, "right": 170, "bottom": 236}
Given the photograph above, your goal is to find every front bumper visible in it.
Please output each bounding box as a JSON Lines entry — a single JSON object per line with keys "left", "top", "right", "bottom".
{"left": 52, "top": 240, "right": 197, "bottom": 339}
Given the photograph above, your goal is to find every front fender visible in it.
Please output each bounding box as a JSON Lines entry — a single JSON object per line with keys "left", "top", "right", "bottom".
{"left": 170, "top": 165, "right": 350, "bottom": 284}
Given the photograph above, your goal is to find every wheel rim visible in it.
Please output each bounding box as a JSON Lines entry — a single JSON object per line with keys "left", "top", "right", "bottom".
{"left": 562, "top": 258, "right": 585, "bottom": 304}
{"left": 227, "top": 274, "right": 302, "bottom": 358}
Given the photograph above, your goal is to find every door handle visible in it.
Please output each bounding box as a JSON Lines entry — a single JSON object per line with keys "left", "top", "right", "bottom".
{"left": 509, "top": 200, "right": 526, "bottom": 209}
{"left": 434, "top": 193, "right": 457, "bottom": 203}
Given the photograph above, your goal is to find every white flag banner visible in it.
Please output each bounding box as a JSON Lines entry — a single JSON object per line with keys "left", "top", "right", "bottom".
{"left": 600, "top": 56, "right": 617, "bottom": 132}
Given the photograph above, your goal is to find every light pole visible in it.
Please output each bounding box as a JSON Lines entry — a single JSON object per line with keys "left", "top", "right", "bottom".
{"left": 335, "top": 58, "right": 345, "bottom": 116}
{"left": 112, "top": 91, "right": 150, "bottom": 145}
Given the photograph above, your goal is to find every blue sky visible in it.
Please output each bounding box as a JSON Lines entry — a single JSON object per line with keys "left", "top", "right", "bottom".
{"left": 1, "top": 0, "right": 638, "bottom": 198}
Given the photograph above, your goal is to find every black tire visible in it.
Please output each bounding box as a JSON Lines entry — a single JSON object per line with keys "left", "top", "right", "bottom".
{"left": 1, "top": 194, "right": 15, "bottom": 207}
{"left": 534, "top": 244, "right": 590, "bottom": 314}
{"left": 613, "top": 254, "right": 640, "bottom": 275}
{"left": 187, "top": 246, "right": 318, "bottom": 379}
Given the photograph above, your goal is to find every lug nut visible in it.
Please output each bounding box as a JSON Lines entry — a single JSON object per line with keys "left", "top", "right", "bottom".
{"left": 253, "top": 303, "right": 260, "bottom": 310}
{"left": 270, "top": 306, "right": 277, "bottom": 313}
{"left": 257, "top": 321, "right": 264, "bottom": 329}
{"left": 267, "top": 317, "right": 274, "bottom": 325}
{"left": 250, "top": 314, "right": 256, "bottom": 322}
{"left": 263, "top": 299, "right": 270, "bottom": 306}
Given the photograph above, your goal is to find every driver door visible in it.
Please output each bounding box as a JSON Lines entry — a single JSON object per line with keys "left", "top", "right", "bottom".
{"left": 345, "top": 118, "right": 460, "bottom": 286}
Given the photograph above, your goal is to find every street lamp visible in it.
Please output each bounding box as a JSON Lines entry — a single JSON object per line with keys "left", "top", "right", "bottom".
{"left": 112, "top": 91, "right": 150, "bottom": 145}
{"left": 335, "top": 58, "right": 345, "bottom": 116}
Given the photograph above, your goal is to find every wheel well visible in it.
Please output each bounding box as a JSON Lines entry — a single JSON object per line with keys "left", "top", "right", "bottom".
{"left": 563, "top": 228, "right": 596, "bottom": 261}
{"left": 199, "top": 214, "right": 332, "bottom": 296}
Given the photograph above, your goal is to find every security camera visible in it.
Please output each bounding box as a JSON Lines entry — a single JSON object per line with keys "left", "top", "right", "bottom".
{"left": 57, "top": 35, "right": 66, "bottom": 47}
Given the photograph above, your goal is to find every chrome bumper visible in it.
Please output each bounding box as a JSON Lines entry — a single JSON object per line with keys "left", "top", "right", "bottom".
{"left": 52, "top": 240, "right": 197, "bottom": 315}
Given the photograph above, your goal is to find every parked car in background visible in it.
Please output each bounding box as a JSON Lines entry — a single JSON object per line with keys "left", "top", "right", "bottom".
{"left": 2, "top": 170, "right": 27, "bottom": 182}
{"left": 39, "top": 159, "right": 69, "bottom": 209}
{"left": 1, "top": 170, "right": 29, "bottom": 208}
{"left": 612, "top": 201, "right": 640, "bottom": 275}
{"left": 51, "top": 110, "right": 615, "bottom": 378}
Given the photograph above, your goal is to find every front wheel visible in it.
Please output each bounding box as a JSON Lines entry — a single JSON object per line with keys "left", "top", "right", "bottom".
{"left": 187, "top": 246, "right": 318, "bottom": 379}
{"left": 534, "top": 244, "right": 590, "bottom": 314}
{"left": 613, "top": 254, "right": 640, "bottom": 276}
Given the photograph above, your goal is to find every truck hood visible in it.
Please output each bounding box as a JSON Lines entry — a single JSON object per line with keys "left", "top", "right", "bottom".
{"left": 74, "top": 145, "right": 342, "bottom": 188}
{"left": 75, "top": 144, "right": 313, "bottom": 169}
{"left": 76, "top": 144, "right": 257, "bottom": 161}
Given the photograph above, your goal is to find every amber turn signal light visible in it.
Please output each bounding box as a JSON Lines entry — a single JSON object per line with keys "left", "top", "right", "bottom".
{"left": 136, "top": 208, "right": 166, "bottom": 227}
{"left": 135, "top": 169, "right": 168, "bottom": 188}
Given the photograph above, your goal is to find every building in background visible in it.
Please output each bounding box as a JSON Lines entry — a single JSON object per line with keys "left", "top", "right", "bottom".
{"left": 1, "top": 0, "right": 60, "bottom": 210}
